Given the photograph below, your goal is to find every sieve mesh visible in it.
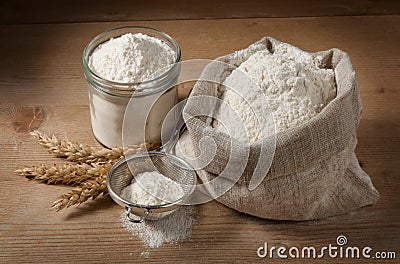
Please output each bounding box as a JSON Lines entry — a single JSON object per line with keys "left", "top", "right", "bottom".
{"left": 107, "top": 151, "right": 196, "bottom": 221}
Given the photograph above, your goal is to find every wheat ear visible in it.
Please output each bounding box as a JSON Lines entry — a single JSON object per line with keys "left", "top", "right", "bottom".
{"left": 51, "top": 164, "right": 111, "bottom": 211}
{"left": 30, "top": 130, "right": 123, "bottom": 163}
{"left": 30, "top": 130, "right": 160, "bottom": 163}
{"left": 15, "top": 163, "right": 108, "bottom": 185}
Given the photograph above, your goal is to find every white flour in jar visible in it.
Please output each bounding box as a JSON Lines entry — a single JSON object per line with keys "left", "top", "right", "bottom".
{"left": 88, "top": 33, "right": 177, "bottom": 148}
{"left": 89, "top": 33, "right": 175, "bottom": 83}
{"left": 213, "top": 42, "right": 336, "bottom": 143}
{"left": 121, "top": 170, "right": 184, "bottom": 205}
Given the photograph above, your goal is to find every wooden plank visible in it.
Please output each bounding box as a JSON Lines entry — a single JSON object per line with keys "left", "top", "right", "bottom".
{"left": 0, "top": 16, "right": 399, "bottom": 263}
{"left": 0, "top": 0, "right": 399, "bottom": 25}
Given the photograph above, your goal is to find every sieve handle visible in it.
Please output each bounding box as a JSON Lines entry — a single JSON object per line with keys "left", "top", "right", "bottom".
{"left": 126, "top": 208, "right": 150, "bottom": 223}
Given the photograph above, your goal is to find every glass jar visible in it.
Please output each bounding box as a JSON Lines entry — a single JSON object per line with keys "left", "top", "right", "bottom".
{"left": 82, "top": 26, "right": 181, "bottom": 148}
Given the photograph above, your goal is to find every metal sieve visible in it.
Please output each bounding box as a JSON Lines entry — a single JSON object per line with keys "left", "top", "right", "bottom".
{"left": 107, "top": 151, "right": 196, "bottom": 223}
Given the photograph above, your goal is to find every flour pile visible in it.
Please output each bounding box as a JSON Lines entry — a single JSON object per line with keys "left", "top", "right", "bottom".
{"left": 121, "top": 206, "right": 197, "bottom": 248}
{"left": 213, "top": 43, "right": 336, "bottom": 142}
{"left": 89, "top": 33, "right": 175, "bottom": 83}
{"left": 121, "top": 171, "right": 184, "bottom": 205}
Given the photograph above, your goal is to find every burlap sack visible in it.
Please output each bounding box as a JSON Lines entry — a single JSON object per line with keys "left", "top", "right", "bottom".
{"left": 183, "top": 37, "right": 379, "bottom": 221}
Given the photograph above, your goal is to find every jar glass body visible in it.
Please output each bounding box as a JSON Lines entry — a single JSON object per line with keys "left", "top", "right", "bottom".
{"left": 82, "top": 26, "right": 181, "bottom": 148}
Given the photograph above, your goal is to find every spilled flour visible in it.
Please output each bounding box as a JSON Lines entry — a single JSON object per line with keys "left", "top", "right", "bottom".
{"left": 121, "top": 206, "right": 197, "bottom": 249}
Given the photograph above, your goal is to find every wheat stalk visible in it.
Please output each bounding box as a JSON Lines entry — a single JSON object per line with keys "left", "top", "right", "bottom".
{"left": 30, "top": 130, "right": 160, "bottom": 163}
{"left": 30, "top": 130, "right": 123, "bottom": 163}
{"left": 51, "top": 174, "right": 108, "bottom": 211}
{"left": 15, "top": 163, "right": 109, "bottom": 185}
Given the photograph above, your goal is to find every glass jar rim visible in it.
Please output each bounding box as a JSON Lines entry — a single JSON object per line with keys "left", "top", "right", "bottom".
{"left": 82, "top": 26, "right": 181, "bottom": 90}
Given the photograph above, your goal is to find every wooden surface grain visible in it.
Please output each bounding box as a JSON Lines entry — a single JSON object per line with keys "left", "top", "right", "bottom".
{"left": 0, "top": 3, "right": 399, "bottom": 264}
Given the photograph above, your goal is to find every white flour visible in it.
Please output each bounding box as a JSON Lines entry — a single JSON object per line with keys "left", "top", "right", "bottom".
{"left": 121, "top": 206, "right": 196, "bottom": 249}
{"left": 89, "top": 33, "right": 175, "bottom": 83}
{"left": 121, "top": 171, "right": 184, "bottom": 205}
{"left": 173, "top": 130, "right": 195, "bottom": 160}
{"left": 213, "top": 43, "right": 336, "bottom": 143}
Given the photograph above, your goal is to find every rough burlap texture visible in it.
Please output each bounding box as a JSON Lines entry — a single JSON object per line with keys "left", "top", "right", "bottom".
{"left": 183, "top": 37, "right": 379, "bottom": 220}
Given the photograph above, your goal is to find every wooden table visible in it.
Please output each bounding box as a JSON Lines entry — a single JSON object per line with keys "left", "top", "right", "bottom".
{"left": 1, "top": 1, "right": 399, "bottom": 263}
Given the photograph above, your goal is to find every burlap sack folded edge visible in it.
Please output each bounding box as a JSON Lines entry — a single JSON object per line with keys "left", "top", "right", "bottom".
{"left": 183, "top": 36, "right": 379, "bottom": 220}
